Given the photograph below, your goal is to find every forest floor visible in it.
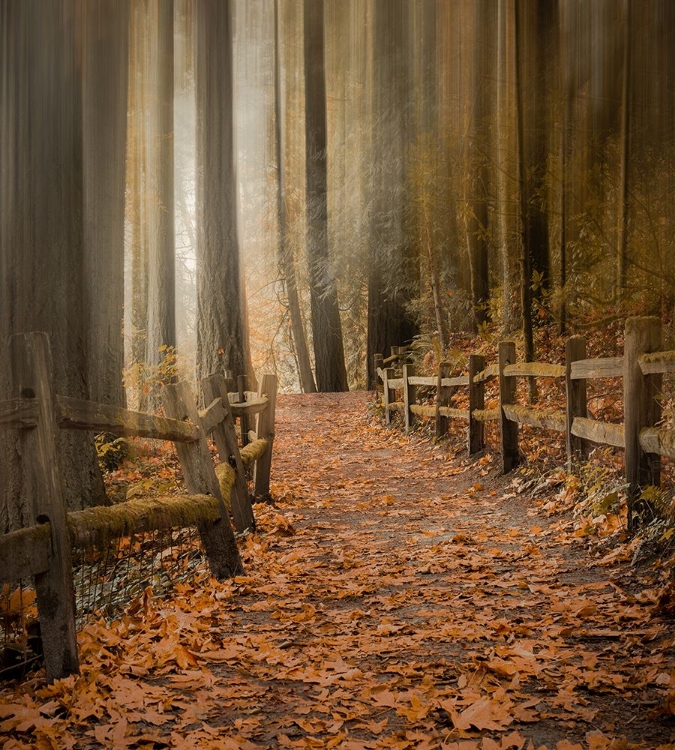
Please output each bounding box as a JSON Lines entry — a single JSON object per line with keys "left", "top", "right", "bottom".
{"left": 2, "top": 391, "right": 675, "bottom": 749}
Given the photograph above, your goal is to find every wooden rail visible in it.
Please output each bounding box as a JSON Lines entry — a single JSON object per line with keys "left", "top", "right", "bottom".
{"left": 0, "top": 332, "right": 278, "bottom": 681}
{"left": 376, "top": 316, "right": 674, "bottom": 532}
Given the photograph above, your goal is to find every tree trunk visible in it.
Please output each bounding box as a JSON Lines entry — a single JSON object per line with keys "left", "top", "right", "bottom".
{"left": 303, "top": 0, "right": 348, "bottom": 392}
{"left": 0, "top": 0, "right": 108, "bottom": 530}
{"left": 275, "top": 0, "right": 316, "bottom": 394}
{"left": 81, "top": 0, "right": 129, "bottom": 409}
{"left": 195, "top": 0, "right": 249, "bottom": 383}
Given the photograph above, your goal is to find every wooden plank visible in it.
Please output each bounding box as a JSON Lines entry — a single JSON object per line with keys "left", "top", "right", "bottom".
{"left": 0, "top": 523, "right": 51, "bottom": 582}
{"left": 639, "top": 349, "right": 675, "bottom": 375}
{"left": 55, "top": 395, "right": 200, "bottom": 442}
{"left": 624, "top": 317, "right": 662, "bottom": 531}
{"left": 386, "top": 377, "right": 405, "bottom": 390}
{"left": 203, "top": 375, "right": 255, "bottom": 533}
{"left": 473, "top": 408, "right": 499, "bottom": 422}
{"left": 403, "top": 364, "right": 416, "bottom": 434}
{"left": 0, "top": 398, "right": 39, "bottom": 429}
{"left": 502, "top": 404, "right": 566, "bottom": 433}
{"left": 254, "top": 373, "right": 277, "bottom": 498}
{"left": 570, "top": 357, "right": 624, "bottom": 380}
{"left": 162, "top": 381, "right": 244, "bottom": 578}
{"left": 199, "top": 397, "right": 226, "bottom": 435}
{"left": 499, "top": 342, "right": 519, "bottom": 473}
{"left": 571, "top": 417, "right": 625, "bottom": 448}
{"left": 441, "top": 375, "right": 469, "bottom": 387}
{"left": 503, "top": 362, "right": 566, "bottom": 378}
{"left": 438, "top": 406, "right": 469, "bottom": 419}
{"left": 474, "top": 363, "right": 498, "bottom": 383}
{"left": 408, "top": 375, "right": 437, "bottom": 387}
{"left": 229, "top": 397, "right": 268, "bottom": 417}
{"left": 9, "top": 332, "right": 79, "bottom": 680}
{"left": 566, "top": 336, "right": 589, "bottom": 467}
{"left": 469, "top": 354, "right": 486, "bottom": 455}
{"left": 640, "top": 427, "right": 675, "bottom": 460}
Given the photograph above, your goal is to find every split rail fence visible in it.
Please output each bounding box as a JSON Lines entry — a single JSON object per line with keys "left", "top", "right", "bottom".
{"left": 376, "top": 316, "right": 674, "bottom": 532}
{"left": 0, "top": 332, "right": 277, "bottom": 681}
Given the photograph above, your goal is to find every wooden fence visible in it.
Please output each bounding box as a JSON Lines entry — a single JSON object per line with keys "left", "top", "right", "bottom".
{"left": 376, "top": 317, "right": 675, "bottom": 532}
{"left": 0, "top": 332, "right": 277, "bottom": 681}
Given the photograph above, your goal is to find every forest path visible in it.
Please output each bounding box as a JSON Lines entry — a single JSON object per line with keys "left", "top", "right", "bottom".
{"left": 230, "top": 391, "right": 674, "bottom": 749}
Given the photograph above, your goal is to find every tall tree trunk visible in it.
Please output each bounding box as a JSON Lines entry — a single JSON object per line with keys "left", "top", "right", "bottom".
{"left": 275, "top": 0, "right": 316, "bottom": 394}
{"left": 304, "top": 0, "right": 348, "bottom": 392}
{"left": 0, "top": 0, "right": 108, "bottom": 530}
{"left": 366, "top": 0, "right": 418, "bottom": 389}
{"left": 146, "top": 0, "right": 176, "bottom": 369}
{"left": 196, "top": 0, "right": 249, "bottom": 382}
{"left": 616, "top": 0, "right": 631, "bottom": 307}
{"left": 81, "top": 0, "right": 129, "bottom": 408}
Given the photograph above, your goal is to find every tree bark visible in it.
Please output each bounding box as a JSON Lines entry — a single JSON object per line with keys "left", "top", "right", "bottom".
{"left": 195, "top": 0, "right": 250, "bottom": 383}
{"left": 275, "top": 0, "right": 316, "bottom": 394}
{"left": 0, "top": 0, "right": 108, "bottom": 530}
{"left": 304, "top": 0, "right": 348, "bottom": 392}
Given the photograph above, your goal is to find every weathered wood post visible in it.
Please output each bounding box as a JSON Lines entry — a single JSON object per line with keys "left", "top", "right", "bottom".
{"left": 374, "top": 354, "right": 384, "bottom": 398}
{"left": 468, "top": 354, "right": 486, "bottom": 455}
{"left": 565, "top": 336, "right": 588, "bottom": 469}
{"left": 624, "top": 316, "right": 662, "bottom": 531}
{"left": 202, "top": 374, "right": 255, "bottom": 533}
{"left": 237, "top": 375, "right": 250, "bottom": 447}
{"left": 9, "top": 332, "right": 79, "bottom": 680}
{"left": 402, "top": 363, "right": 416, "bottom": 434}
{"left": 383, "top": 367, "right": 394, "bottom": 425}
{"left": 254, "top": 373, "right": 278, "bottom": 498}
{"left": 162, "top": 381, "right": 244, "bottom": 578}
{"left": 435, "top": 361, "right": 452, "bottom": 438}
{"left": 499, "top": 341, "right": 519, "bottom": 473}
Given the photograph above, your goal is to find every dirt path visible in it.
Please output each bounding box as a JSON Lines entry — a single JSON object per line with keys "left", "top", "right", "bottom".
{"left": 233, "top": 392, "right": 674, "bottom": 748}
{"left": 2, "top": 392, "right": 674, "bottom": 749}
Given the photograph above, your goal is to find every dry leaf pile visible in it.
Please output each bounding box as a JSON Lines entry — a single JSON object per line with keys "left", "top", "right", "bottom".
{"left": 1, "top": 392, "right": 674, "bottom": 749}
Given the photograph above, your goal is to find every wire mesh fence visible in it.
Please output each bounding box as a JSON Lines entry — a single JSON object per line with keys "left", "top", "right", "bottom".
{"left": 0, "top": 525, "right": 209, "bottom": 683}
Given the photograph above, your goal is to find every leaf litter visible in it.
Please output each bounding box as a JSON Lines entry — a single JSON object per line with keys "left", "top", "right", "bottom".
{"left": 1, "top": 391, "right": 675, "bottom": 749}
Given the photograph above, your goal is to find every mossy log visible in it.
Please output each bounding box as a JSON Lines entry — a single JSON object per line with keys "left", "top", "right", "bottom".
{"left": 473, "top": 408, "right": 499, "bottom": 422}
{"left": 215, "top": 438, "right": 269, "bottom": 510}
{"left": 409, "top": 404, "right": 469, "bottom": 420}
{"left": 502, "top": 404, "right": 566, "bottom": 433}
{"left": 639, "top": 349, "right": 675, "bottom": 375}
{"left": 67, "top": 494, "right": 221, "bottom": 550}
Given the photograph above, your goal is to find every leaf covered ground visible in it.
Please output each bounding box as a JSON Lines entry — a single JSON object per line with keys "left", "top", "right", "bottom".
{"left": 2, "top": 391, "right": 675, "bottom": 749}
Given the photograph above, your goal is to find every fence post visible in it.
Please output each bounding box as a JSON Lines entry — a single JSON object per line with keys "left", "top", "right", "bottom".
{"left": 9, "top": 332, "right": 79, "bottom": 680}
{"left": 565, "top": 336, "right": 588, "bottom": 469}
{"left": 254, "top": 373, "right": 278, "bottom": 498}
{"left": 499, "top": 341, "right": 519, "bottom": 473}
{"left": 403, "top": 363, "right": 416, "bottom": 434}
{"left": 435, "top": 361, "right": 452, "bottom": 438}
{"left": 374, "top": 353, "right": 384, "bottom": 397}
{"left": 237, "top": 375, "right": 250, "bottom": 447}
{"left": 202, "top": 374, "right": 255, "bottom": 533}
{"left": 383, "top": 367, "right": 394, "bottom": 425}
{"left": 162, "top": 381, "right": 244, "bottom": 578}
{"left": 624, "top": 316, "right": 662, "bottom": 531}
{"left": 469, "top": 354, "right": 486, "bottom": 455}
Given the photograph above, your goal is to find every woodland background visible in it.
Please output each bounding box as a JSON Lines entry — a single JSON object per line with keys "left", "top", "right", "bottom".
{"left": 1, "top": 0, "right": 675, "bottom": 528}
